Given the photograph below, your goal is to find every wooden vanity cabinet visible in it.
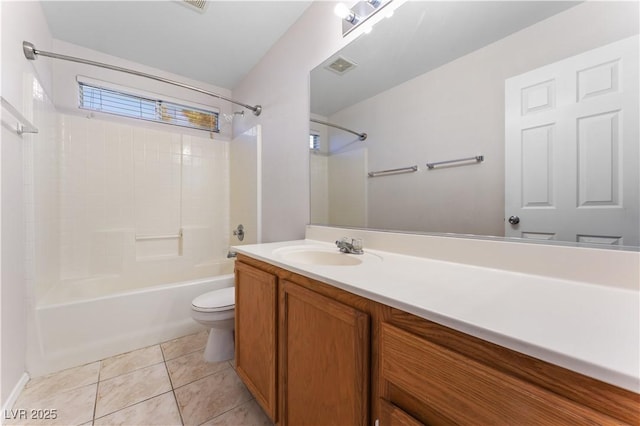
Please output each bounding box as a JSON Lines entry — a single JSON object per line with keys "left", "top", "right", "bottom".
{"left": 234, "top": 261, "right": 278, "bottom": 421}
{"left": 235, "top": 255, "right": 639, "bottom": 426}
{"left": 236, "top": 255, "right": 373, "bottom": 426}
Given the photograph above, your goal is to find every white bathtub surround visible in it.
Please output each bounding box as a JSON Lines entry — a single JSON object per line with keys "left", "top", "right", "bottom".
{"left": 28, "top": 274, "right": 234, "bottom": 378}
{"left": 233, "top": 230, "right": 640, "bottom": 393}
{"left": 57, "top": 114, "right": 230, "bottom": 289}
{"left": 23, "top": 111, "right": 235, "bottom": 377}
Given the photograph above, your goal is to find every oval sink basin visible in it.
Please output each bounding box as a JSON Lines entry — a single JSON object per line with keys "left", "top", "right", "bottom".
{"left": 280, "top": 250, "right": 363, "bottom": 266}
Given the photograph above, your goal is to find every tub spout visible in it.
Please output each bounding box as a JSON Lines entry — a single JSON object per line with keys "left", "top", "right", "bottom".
{"left": 227, "top": 251, "right": 237, "bottom": 258}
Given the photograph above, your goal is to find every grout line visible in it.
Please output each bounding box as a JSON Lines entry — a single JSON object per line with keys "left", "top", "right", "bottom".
{"left": 161, "top": 344, "right": 185, "bottom": 426}
{"left": 196, "top": 395, "right": 255, "bottom": 426}
{"left": 91, "top": 364, "right": 102, "bottom": 424}
{"left": 162, "top": 345, "right": 208, "bottom": 363}
{"left": 171, "top": 363, "right": 232, "bottom": 391}
{"left": 92, "top": 390, "right": 177, "bottom": 424}
{"left": 99, "top": 359, "right": 166, "bottom": 383}
{"left": 171, "top": 388, "right": 186, "bottom": 426}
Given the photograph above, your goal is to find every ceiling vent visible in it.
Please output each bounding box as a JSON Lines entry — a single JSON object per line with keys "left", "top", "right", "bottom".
{"left": 180, "top": 0, "right": 208, "bottom": 13}
{"left": 325, "top": 56, "right": 358, "bottom": 75}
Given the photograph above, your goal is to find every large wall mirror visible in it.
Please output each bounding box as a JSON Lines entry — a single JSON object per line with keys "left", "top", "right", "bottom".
{"left": 310, "top": 1, "right": 639, "bottom": 249}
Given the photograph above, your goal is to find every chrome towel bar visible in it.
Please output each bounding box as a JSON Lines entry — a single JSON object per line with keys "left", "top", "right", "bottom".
{"left": 1, "top": 96, "right": 38, "bottom": 135}
{"left": 426, "top": 155, "right": 484, "bottom": 169}
{"left": 368, "top": 165, "right": 418, "bottom": 177}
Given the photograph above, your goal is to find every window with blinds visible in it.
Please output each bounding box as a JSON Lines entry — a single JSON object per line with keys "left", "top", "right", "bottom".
{"left": 79, "top": 83, "right": 219, "bottom": 132}
{"left": 310, "top": 133, "right": 320, "bottom": 151}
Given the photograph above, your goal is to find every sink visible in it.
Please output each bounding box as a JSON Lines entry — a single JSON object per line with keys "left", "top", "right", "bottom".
{"left": 273, "top": 246, "right": 381, "bottom": 266}
{"left": 280, "top": 250, "right": 363, "bottom": 266}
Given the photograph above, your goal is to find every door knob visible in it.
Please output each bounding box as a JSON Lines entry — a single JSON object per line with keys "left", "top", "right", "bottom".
{"left": 508, "top": 216, "right": 520, "bottom": 225}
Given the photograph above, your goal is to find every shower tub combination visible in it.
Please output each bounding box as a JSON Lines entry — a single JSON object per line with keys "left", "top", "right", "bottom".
{"left": 31, "top": 260, "right": 234, "bottom": 376}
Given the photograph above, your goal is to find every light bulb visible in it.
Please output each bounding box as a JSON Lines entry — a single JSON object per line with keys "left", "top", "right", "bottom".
{"left": 334, "top": 3, "right": 351, "bottom": 19}
{"left": 334, "top": 3, "right": 358, "bottom": 24}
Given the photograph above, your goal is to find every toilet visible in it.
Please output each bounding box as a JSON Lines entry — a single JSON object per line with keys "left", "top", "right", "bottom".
{"left": 191, "top": 286, "right": 235, "bottom": 362}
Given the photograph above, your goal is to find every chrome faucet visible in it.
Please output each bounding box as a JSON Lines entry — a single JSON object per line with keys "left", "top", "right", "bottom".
{"left": 335, "top": 238, "right": 364, "bottom": 255}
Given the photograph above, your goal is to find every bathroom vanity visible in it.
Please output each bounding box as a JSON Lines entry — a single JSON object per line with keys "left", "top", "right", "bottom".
{"left": 233, "top": 234, "right": 639, "bottom": 425}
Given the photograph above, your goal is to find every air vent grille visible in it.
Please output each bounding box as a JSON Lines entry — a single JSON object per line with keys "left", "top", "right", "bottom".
{"left": 182, "top": 0, "right": 208, "bottom": 12}
{"left": 325, "top": 56, "right": 358, "bottom": 75}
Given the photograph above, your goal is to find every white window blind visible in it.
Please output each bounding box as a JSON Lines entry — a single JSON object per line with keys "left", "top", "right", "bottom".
{"left": 79, "top": 83, "right": 219, "bottom": 132}
{"left": 310, "top": 133, "right": 320, "bottom": 151}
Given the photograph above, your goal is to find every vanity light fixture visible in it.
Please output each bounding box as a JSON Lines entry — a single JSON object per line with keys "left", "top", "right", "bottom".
{"left": 335, "top": 0, "right": 393, "bottom": 37}
{"left": 334, "top": 3, "right": 360, "bottom": 24}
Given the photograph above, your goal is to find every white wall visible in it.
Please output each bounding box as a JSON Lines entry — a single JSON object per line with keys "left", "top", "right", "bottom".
{"left": 0, "top": 0, "right": 55, "bottom": 409}
{"left": 234, "top": 1, "right": 639, "bottom": 241}
{"left": 328, "top": 1, "right": 639, "bottom": 236}
{"left": 232, "top": 1, "right": 392, "bottom": 242}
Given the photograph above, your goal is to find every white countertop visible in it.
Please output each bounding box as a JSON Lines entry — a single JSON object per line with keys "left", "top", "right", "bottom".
{"left": 233, "top": 239, "right": 640, "bottom": 393}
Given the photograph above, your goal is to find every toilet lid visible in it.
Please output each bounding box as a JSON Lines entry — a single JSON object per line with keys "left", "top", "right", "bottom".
{"left": 192, "top": 287, "right": 235, "bottom": 312}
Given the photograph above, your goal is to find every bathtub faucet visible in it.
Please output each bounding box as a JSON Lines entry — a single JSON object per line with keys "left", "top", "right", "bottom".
{"left": 227, "top": 251, "right": 237, "bottom": 258}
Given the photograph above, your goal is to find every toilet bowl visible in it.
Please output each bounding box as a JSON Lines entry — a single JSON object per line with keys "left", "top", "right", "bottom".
{"left": 191, "top": 286, "right": 235, "bottom": 362}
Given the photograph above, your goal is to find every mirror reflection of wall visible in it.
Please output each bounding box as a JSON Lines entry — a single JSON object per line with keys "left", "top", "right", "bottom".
{"left": 310, "top": 1, "right": 639, "bottom": 248}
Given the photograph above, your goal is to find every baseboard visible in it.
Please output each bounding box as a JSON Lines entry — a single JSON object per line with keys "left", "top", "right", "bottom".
{"left": 1, "top": 372, "right": 30, "bottom": 425}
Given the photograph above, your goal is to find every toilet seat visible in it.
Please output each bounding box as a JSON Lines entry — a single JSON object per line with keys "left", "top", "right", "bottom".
{"left": 192, "top": 287, "right": 235, "bottom": 313}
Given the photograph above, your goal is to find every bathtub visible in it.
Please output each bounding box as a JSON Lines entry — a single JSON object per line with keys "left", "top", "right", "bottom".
{"left": 28, "top": 270, "right": 235, "bottom": 377}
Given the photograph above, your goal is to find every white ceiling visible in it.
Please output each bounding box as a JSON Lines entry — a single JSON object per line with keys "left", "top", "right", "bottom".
{"left": 40, "top": 1, "right": 312, "bottom": 90}
{"left": 311, "top": 1, "right": 580, "bottom": 116}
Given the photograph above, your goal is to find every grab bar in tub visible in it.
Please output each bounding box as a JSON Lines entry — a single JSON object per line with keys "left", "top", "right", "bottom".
{"left": 135, "top": 229, "right": 183, "bottom": 241}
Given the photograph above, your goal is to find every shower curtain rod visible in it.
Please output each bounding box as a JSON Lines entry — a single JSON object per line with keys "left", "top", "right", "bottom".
{"left": 310, "top": 118, "right": 367, "bottom": 141}
{"left": 22, "top": 41, "right": 262, "bottom": 116}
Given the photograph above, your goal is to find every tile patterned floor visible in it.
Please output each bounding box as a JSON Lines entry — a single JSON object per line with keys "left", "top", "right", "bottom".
{"left": 8, "top": 331, "right": 272, "bottom": 426}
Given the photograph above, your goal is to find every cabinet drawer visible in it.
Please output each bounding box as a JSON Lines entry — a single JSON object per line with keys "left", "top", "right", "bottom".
{"left": 380, "top": 322, "right": 619, "bottom": 425}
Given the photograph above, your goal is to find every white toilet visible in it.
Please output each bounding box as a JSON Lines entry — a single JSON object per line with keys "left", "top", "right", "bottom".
{"left": 191, "top": 286, "right": 235, "bottom": 362}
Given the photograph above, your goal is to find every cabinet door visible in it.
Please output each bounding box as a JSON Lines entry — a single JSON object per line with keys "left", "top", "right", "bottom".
{"left": 280, "top": 280, "right": 369, "bottom": 426}
{"left": 379, "top": 399, "right": 424, "bottom": 426}
{"left": 235, "top": 262, "right": 278, "bottom": 421}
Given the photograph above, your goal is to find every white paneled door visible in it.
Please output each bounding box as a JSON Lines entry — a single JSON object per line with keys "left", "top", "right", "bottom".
{"left": 505, "top": 36, "right": 639, "bottom": 246}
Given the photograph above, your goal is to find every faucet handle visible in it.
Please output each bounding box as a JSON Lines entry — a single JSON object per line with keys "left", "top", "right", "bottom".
{"left": 351, "top": 238, "right": 363, "bottom": 252}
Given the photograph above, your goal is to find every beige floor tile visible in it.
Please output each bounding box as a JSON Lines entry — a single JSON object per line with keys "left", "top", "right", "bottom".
{"left": 202, "top": 399, "right": 273, "bottom": 426}
{"left": 95, "top": 363, "right": 171, "bottom": 418}
{"left": 161, "top": 330, "right": 208, "bottom": 361}
{"left": 93, "top": 391, "right": 181, "bottom": 426}
{"left": 20, "top": 362, "right": 100, "bottom": 402}
{"left": 100, "top": 345, "right": 164, "bottom": 381}
{"left": 8, "top": 383, "right": 97, "bottom": 426}
{"left": 166, "top": 351, "right": 230, "bottom": 388}
{"left": 174, "top": 368, "right": 252, "bottom": 426}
